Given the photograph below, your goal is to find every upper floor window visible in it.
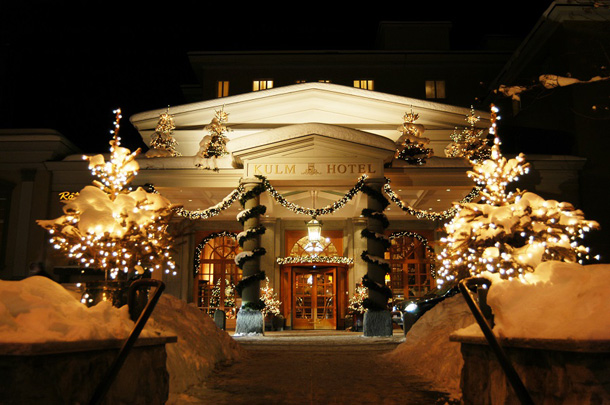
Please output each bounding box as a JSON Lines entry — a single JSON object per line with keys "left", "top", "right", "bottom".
{"left": 318, "top": 79, "right": 331, "bottom": 83}
{"left": 354, "top": 80, "right": 374, "bottom": 90}
{"left": 217, "top": 81, "right": 229, "bottom": 98}
{"left": 425, "top": 80, "right": 446, "bottom": 99}
{"left": 253, "top": 80, "right": 273, "bottom": 91}
{"left": 296, "top": 80, "right": 307, "bottom": 84}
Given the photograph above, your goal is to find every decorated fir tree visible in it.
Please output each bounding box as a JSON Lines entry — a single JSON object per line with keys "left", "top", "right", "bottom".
{"left": 195, "top": 108, "right": 231, "bottom": 171}
{"left": 146, "top": 107, "right": 181, "bottom": 157}
{"left": 394, "top": 109, "right": 433, "bottom": 165}
{"left": 444, "top": 106, "right": 493, "bottom": 163}
{"left": 37, "top": 109, "right": 177, "bottom": 281}
{"left": 437, "top": 106, "right": 599, "bottom": 285}
{"left": 260, "top": 277, "right": 281, "bottom": 317}
{"left": 348, "top": 284, "right": 368, "bottom": 314}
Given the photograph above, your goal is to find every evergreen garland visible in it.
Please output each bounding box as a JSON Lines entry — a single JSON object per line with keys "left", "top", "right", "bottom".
{"left": 362, "top": 298, "right": 389, "bottom": 311}
{"left": 361, "top": 251, "right": 391, "bottom": 274}
{"left": 235, "top": 247, "right": 267, "bottom": 268}
{"left": 241, "top": 299, "right": 266, "bottom": 311}
{"left": 235, "top": 271, "right": 266, "bottom": 297}
{"left": 361, "top": 184, "right": 391, "bottom": 210}
{"left": 361, "top": 209, "right": 390, "bottom": 228}
{"left": 239, "top": 182, "right": 267, "bottom": 206}
{"left": 361, "top": 228, "right": 391, "bottom": 249}
{"left": 237, "top": 205, "right": 267, "bottom": 225}
{"left": 237, "top": 225, "right": 266, "bottom": 246}
{"left": 193, "top": 231, "right": 237, "bottom": 276}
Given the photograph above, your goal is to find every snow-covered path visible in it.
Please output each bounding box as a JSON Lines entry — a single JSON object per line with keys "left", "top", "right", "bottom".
{"left": 170, "top": 331, "right": 455, "bottom": 404}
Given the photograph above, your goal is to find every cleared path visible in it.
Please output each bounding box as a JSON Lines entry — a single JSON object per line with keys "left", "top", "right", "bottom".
{"left": 178, "top": 331, "right": 454, "bottom": 405}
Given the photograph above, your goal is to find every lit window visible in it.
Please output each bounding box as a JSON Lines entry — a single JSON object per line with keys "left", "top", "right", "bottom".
{"left": 425, "top": 80, "right": 446, "bottom": 99}
{"left": 296, "top": 80, "right": 307, "bottom": 84}
{"left": 318, "top": 79, "right": 331, "bottom": 83}
{"left": 253, "top": 80, "right": 274, "bottom": 91}
{"left": 217, "top": 81, "right": 229, "bottom": 98}
{"left": 353, "top": 80, "right": 374, "bottom": 90}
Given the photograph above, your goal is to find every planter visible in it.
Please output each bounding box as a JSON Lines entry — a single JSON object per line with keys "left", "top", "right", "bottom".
{"left": 450, "top": 334, "right": 610, "bottom": 404}
{"left": 0, "top": 336, "right": 177, "bottom": 405}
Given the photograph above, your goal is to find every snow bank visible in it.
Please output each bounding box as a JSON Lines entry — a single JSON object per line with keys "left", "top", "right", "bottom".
{"left": 148, "top": 295, "right": 243, "bottom": 396}
{"left": 466, "top": 261, "right": 610, "bottom": 340}
{"left": 384, "top": 295, "right": 474, "bottom": 399}
{"left": 0, "top": 277, "right": 145, "bottom": 343}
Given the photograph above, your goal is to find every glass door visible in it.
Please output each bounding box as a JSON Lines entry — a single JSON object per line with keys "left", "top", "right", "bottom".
{"left": 293, "top": 267, "right": 336, "bottom": 329}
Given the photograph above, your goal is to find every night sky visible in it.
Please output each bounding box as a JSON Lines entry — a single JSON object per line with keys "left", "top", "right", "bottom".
{"left": 1, "top": 1, "right": 554, "bottom": 153}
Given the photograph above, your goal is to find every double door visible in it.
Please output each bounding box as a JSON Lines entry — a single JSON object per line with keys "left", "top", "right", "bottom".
{"left": 293, "top": 268, "right": 336, "bottom": 330}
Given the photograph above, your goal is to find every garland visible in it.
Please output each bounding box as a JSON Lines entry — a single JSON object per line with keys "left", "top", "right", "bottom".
{"left": 361, "top": 184, "right": 391, "bottom": 210}
{"left": 241, "top": 299, "right": 266, "bottom": 311}
{"left": 235, "top": 271, "right": 266, "bottom": 297}
{"left": 146, "top": 184, "right": 243, "bottom": 220}
{"left": 234, "top": 247, "right": 267, "bottom": 268}
{"left": 361, "top": 251, "right": 391, "bottom": 274}
{"left": 193, "top": 231, "right": 237, "bottom": 276}
{"left": 360, "top": 209, "right": 390, "bottom": 228}
{"left": 389, "top": 231, "right": 437, "bottom": 279}
{"left": 239, "top": 183, "right": 266, "bottom": 206}
{"left": 257, "top": 174, "right": 367, "bottom": 216}
{"left": 237, "top": 225, "right": 266, "bottom": 245}
{"left": 383, "top": 178, "right": 481, "bottom": 221}
{"left": 361, "top": 229, "right": 391, "bottom": 249}
{"left": 276, "top": 256, "right": 354, "bottom": 265}
{"left": 361, "top": 274, "right": 393, "bottom": 299}
{"left": 362, "top": 298, "right": 389, "bottom": 311}
{"left": 237, "top": 205, "right": 267, "bottom": 225}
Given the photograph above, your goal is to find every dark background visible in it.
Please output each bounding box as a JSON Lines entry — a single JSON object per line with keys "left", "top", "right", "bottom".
{"left": 1, "top": 1, "right": 554, "bottom": 153}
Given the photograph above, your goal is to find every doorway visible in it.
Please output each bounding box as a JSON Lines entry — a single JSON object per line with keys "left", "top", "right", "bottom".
{"left": 293, "top": 267, "right": 336, "bottom": 329}
{"left": 281, "top": 264, "right": 348, "bottom": 330}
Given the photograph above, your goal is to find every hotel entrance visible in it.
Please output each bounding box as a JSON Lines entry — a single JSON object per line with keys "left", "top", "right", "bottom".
{"left": 281, "top": 264, "right": 348, "bottom": 330}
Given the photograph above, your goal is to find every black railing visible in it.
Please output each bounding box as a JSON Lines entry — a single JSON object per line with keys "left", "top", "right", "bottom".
{"left": 89, "top": 279, "right": 166, "bottom": 405}
{"left": 459, "top": 277, "right": 534, "bottom": 405}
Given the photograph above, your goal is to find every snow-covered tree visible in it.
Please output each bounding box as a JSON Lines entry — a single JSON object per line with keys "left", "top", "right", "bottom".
{"left": 437, "top": 106, "right": 599, "bottom": 285}
{"left": 444, "top": 107, "right": 493, "bottom": 163}
{"left": 195, "top": 108, "right": 231, "bottom": 171}
{"left": 394, "top": 109, "right": 433, "bottom": 165}
{"left": 37, "top": 109, "right": 177, "bottom": 281}
{"left": 147, "top": 107, "right": 180, "bottom": 157}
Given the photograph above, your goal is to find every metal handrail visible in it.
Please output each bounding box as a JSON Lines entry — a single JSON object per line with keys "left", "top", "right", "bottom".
{"left": 89, "top": 279, "right": 166, "bottom": 405}
{"left": 459, "top": 277, "right": 534, "bottom": 405}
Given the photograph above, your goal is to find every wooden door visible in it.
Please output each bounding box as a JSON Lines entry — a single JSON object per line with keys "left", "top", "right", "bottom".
{"left": 293, "top": 267, "right": 336, "bottom": 330}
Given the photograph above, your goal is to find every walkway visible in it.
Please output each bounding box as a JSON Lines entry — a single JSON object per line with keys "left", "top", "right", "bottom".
{"left": 178, "top": 330, "right": 455, "bottom": 405}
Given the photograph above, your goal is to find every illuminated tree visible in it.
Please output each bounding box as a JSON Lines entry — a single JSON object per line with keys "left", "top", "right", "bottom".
{"left": 260, "top": 277, "right": 281, "bottom": 317}
{"left": 195, "top": 108, "right": 231, "bottom": 171}
{"left": 444, "top": 107, "right": 493, "bottom": 163}
{"left": 147, "top": 107, "right": 180, "bottom": 157}
{"left": 348, "top": 284, "right": 368, "bottom": 314}
{"left": 37, "top": 109, "right": 177, "bottom": 281}
{"left": 394, "top": 109, "right": 433, "bottom": 165}
{"left": 437, "top": 106, "right": 599, "bottom": 285}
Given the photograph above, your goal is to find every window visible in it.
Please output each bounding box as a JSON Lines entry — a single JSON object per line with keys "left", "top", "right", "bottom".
{"left": 318, "top": 79, "right": 331, "bottom": 83}
{"left": 217, "top": 81, "right": 229, "bottom": 98}
{"left": 425, "top": 80, "right": 446, "bottom": 99}
{"left": 385, "top": 233, "right": 435, "bottom": 299}
{"left": 195, "top": 235, "right": 241, "bottom": 317}
{"left": 253, "top": 80, "right": 273, "bottom": 91}
{"left": 353, "top": 80, "right": 374, "bottom": 90}
{"left": 296, "top": 80, "right": 307, "bottom": 84}
{"left": 289, "top": 236, "right": 338, "bottom": 257}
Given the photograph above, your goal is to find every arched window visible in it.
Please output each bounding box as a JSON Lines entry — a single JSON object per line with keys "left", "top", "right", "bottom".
{"left": 289, "top": 236, "right": 339, "bottom": 257}
{"left": 195, "top": 235, "right": 241, "bottom": 317}
{"left": 385, "top": 233, "right": 435, "bottom": 299}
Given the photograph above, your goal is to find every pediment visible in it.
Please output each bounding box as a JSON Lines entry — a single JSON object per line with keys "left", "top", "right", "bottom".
{"left": 229, "top": 123, "right": 396, "bottom": 165}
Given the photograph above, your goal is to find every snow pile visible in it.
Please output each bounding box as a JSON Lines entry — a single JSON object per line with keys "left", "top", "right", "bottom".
{"left": 148, "top": 294, "right": 243, "bottom": 396}
{"left": 0, "top": 277, "right": 149, "bottom": 344}
{"left": 384, "top": 295, "right": 474, "bottom": 399}
{"left": 458, "top": 261, "right": 610, "bottom": 340}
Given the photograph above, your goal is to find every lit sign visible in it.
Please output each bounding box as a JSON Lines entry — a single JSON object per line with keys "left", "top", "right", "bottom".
{"left": 59, "top": 191, "right": 79, "bottom": 201}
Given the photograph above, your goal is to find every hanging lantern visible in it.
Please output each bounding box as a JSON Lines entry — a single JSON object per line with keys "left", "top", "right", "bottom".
{"left": 306, "top": 217, "right": 323, "bottom": 243}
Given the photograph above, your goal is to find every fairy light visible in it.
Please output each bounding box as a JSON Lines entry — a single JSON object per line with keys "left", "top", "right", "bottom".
{"left": 445, "top": 106, "right": 493, "bottom": 163}
{"left": 37, "top": 109, "right": 177, "bottom": 283}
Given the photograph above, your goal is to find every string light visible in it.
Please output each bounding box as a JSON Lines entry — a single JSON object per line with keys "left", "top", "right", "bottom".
{"left": 276, "top": 256, "right": 354, "bottom": 265}
{"left": 148, "top": 106, "right": 180, "bottom": 157}
{"left": 444, "top": 106, "right": 493, "bottom": 163}
{"left": 394, "top": 108, "right": 433, "bottom": 165}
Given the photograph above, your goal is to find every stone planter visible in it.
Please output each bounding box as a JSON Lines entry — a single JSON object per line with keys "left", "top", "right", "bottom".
{"left": 450, "top": 333, "right": 610, "bottom": 404}
{"left": 0, "top": 336, "right": 176, "bottom": 404}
